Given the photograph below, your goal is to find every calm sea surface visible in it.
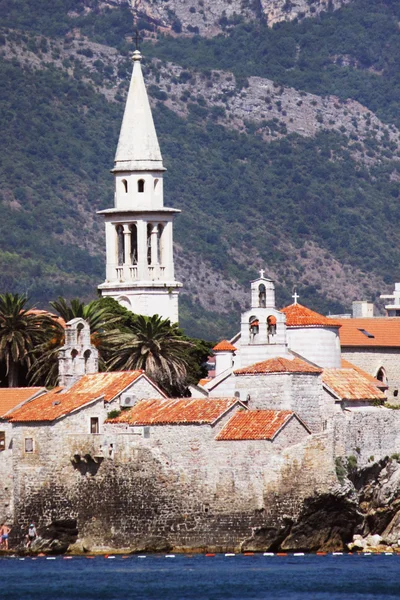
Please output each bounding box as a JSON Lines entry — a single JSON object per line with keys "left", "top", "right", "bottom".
{"left": 1, "top": 553, "right": 400, "bottom": 600}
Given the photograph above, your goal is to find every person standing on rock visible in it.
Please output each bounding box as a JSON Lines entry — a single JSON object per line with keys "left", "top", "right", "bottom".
{"left": 26, "top": 523, "right": 37, "bottom": 548}
{"left": 0, "top": 523, "right": 11, "bottom": 550}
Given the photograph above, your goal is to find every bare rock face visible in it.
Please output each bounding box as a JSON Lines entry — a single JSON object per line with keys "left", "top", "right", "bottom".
{"left": 132, "top": 0, "right": 352, "bottom": 36}
{"left": 280, "top": 485, "right": 362, "bottom": 551}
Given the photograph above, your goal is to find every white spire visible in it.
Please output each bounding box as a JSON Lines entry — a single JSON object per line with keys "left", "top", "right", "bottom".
{"left": 114, "top": 50, "right": 164, "bottom": 172}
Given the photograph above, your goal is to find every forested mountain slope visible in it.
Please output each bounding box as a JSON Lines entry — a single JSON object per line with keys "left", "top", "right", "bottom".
{"left": 1, "top": 0, "right": 400, "bottom": 339}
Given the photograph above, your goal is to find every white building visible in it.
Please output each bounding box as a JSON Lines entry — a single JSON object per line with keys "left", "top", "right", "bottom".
{"left": 98, "top": 50, "right": 182, "bottom": 323}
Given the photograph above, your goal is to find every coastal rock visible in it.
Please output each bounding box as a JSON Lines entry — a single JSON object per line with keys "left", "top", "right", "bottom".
{"left": 280, "top": 488, "right": 362, "bottom": 552}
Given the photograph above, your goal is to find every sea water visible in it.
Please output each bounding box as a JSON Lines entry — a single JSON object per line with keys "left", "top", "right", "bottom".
{"left": 1, "top": 553, "right": 400, "bottom": 600}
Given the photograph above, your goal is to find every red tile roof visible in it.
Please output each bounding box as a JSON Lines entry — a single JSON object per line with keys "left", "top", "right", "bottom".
{"left": 322, "top": 368, "right": 387, "bottom": 402}
{"left": 198, "top": 378, "right": 211, "bottom": 387}
{"left": 216, "top": 410, "right": 298, "bottom": 440}
{"left": 281, "top": 303, "right": 341, "bottom": 328}
{"left": 341, "top": 358, "right": 387, "bottom": 389}
{"left": 337, "top": 318, "right": 400, "bottom": 347}
{"left": 0, "top": 388, "right": 46, "bottom": 418}
{"left": 234, "top": 356, "right": 322, "bottom": 375}
{"left": 107, "top": 397, "right": 238, "bottom": 425}
{"left": 213, "top": 340, "right": 237, "bottom": 352}
{"left": 9, "top": 371, "right": 147, "bottom": 422}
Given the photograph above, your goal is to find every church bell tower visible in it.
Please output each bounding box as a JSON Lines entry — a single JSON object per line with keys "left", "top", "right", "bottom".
{"left": 98, "top": 50, "right": 181, "bottom": 322}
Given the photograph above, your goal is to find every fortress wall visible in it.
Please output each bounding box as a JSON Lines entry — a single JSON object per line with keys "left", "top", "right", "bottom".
{"left": 0, "top": 422, "right": 15, "bottom": 524}
{"left": 10, "top": 405, "right": 337, "bottom": 551}
{"left": 333, "top": 408, "right": 400, "bottom": 466}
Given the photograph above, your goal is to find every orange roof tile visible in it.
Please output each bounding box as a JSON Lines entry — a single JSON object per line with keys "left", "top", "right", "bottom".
{"left": 337, "top": 318, "right": 400, "bottom": 347}
{"left": 198, "top": 378, "right": 211, "bottom": 387}
{"left": 107, "top": 397, "right": 238, "bottom": 425}
{"left": 281, "top": 303, "right": 341, "bottom": 328}
{"left": 322, "top": 368, "right": 387, "bottom": 402}
{"left": 213, "top": 340, "right": 237, "bottom": 352}
{"left": 234, "top": 356, "right": 322, "bottom": 375}
{"left": 0, "top": 388, "right": 46, "bottom": 418}
{"left": 216, "top": 410, "right": 297, "bottom": 440}
{"left": 9, "top": 371, "right": 147, "bottom": 422}
{"left": 27, "top": 309, "right": 66, "bottom": 328}
{"left": 341, "top": 358, "right": 387, "bottom": 389}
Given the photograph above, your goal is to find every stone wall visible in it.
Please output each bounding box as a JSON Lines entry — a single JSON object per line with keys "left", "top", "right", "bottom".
{"left": 235, "top": 372, "right": 324, "bottom": 432}
{"left": 10, "top": 397, "right": 337, "bottom": 552}
{"left": 341, "top": 348, "right": 400, "bottom": 402}
{"left": 333, "top": 407, "right": 400, "bottom": 466}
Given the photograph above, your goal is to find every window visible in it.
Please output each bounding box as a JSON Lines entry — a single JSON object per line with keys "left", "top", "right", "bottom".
{"left": 116, "top": 225, "right": 125, "bottom": 265}
{"left": 130, "top": 224, "right": 138, "bottom": 265}
{"left": 157, "top": 224, "right": 164, "bottom": 264}
{"left": 358, "top": 328, "right": 375, "bottom": 338}
{"left": 138, "top": 179, "right": 145, "bottom": 193}
{"left": 0, "top": 432, "right": 5, "bottom": 452}
{"left": 154, "top": 178, "right": 159, "bottom": 193}
{"left": 25, "top": 438, "right": 34, "bottom": 453}
{"left": 258, "top": 284, "right": 266, "bottom": 308}
{"left": 122, "top": 179, "right": 128, "bottom": 193}
{"left": 84, "top": 350, "right": 91, "bottom": 369}
{"left": 147, "top": 223, "right": 152, "bottom": 265}
{"left": 90, "top": 417, "right": 99, "bottom": 434}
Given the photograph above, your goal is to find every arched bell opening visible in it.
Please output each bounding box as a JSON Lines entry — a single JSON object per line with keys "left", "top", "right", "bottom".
{"left": 258, "top": 284, "right": 266, "bottom": 308}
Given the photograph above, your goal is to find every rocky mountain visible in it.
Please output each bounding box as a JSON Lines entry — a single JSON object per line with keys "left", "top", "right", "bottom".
{"left": 1, "top": 0, "right": 400, "bottom": 338}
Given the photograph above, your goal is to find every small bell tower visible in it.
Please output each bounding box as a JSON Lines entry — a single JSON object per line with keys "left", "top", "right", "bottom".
{"left": 239, "top": 271, "right": 289, "bottom": 367}
{"left": 58, "top": 318, "right": 99, "bottom": 388}
{"left": 98, "top": 49, "right": 182, "bottom": 322}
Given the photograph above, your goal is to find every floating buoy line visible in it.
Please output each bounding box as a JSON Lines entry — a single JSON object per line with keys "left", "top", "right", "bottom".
{"left": 4, "top": 551, "right": 400, "bottom": 560}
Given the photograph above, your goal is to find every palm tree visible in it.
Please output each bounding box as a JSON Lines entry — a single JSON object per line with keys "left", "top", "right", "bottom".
{"left": 0, "top": 293, "right": 55, "bottom": 387}
{"left": 105, "top": 314, "right": 193, "bottom": 396}
{"left": 29, "top": 297, "right": 123, "bottom": 387}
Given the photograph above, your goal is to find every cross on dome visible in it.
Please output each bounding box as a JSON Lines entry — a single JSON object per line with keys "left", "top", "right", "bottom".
{"left": 292, "top": 289, "right": 299, "bottom": 305}
{"left": 134, "top": 30, "right": 142, "bottom": 51}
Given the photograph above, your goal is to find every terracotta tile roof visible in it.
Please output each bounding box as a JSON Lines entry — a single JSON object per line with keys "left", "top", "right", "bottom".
{"left": 341, "top": 358, "right": 387, "bottom": 389}
{"left": 234, "top": 356, "right": 322, "bottom": 375}
{"left": 281, "top": 303, "right": 341, "bottom": 328}
{"left": 216, "top": 410, "right": 296, "bottom": 441}
{"left": 9, "top": 371, "right": 147, "bottom": 423}
{"left": 0, "top": 388, "right": 46, "bottom": 418}
{"left": 322, "top": 368, "right": 387, "bottom": 402}
{"left": 198, "top": 378, "right": 211, "bottom": 387}
{"left": 27, "top": 309, "right": 66, "bottom": 328}
{"left": 65, "top": 371, "right": 145, "bottom": 402}
{"left": 213, "top": 340, "right": 237, "bottom": 352}
{"left": 107, "top": 397, "right": 238, "bottom": 425}
{"left": 337, "top": 318, "right": 400, "bottom": 347}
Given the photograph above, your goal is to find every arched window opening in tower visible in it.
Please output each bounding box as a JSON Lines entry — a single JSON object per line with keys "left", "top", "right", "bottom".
{"left": 77, "top": 322, "right": 84, "bottom": 345}
{"left": 147, "top": 224, "right": 152, "bottom": 265}
{"left": 376, "top": 367, "right": 388, "bottom": 386}
{"left": 122, "top": 179, "right": 128, "bottom": 193}
{"left": 259, "top": 284, "right": 266, "bottom": 308}
{"left": 84, "top": 349, "right": 91, "bottom": 369}
{"left": 154, "top": 179, "right": 159, "bottom": 194}
{"left": 116, "top": 225, "right": 125, "bottom": 265}
{"left": 71, "top": 349, "right": 78, "bottom": 361}
{"left": 130, "top": 224, "right": 138, "bottom": 265}
{"left": 249, "top": 316, "right": 259, "bottom": 339}
{"left": 138, "top": 179, "right": 145, "bottom": 193}
{"left": 157, "top": 224, "right": 164, "bottom": 264}
{"left": 267, "top": 315, "right": 277, "bottom": 337}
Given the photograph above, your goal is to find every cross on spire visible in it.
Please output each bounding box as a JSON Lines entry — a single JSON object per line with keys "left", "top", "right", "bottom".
{"left": 259, "top": 269, "right": 265, "bottom": 279}
{"left": 292, "top": 288, "right": 299, "bottom": 305}
{"left": 134, "top": 30, "right": 142, "bottom": 51}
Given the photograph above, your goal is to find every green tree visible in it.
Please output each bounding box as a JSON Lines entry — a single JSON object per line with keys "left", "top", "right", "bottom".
{"left": 0, "top": 293, "right": 54, "bottom": 387}
{"left": 105, "top": 314, "right": 193, "bottom": 396}
{"left": 30, "top": 296, "right": 124, "bottom": 387}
